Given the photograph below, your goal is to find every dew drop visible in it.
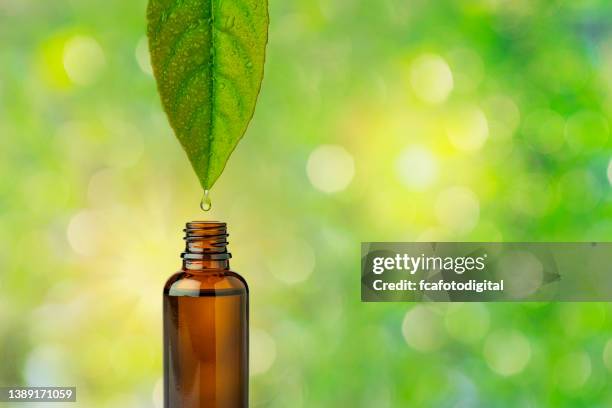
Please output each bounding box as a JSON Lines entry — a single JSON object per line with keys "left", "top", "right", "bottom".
{"left": 224, "top": 16, "right": 236, "bottom": 29}
{"left": 200, "top": 190, "right": 212, "bottom": 212}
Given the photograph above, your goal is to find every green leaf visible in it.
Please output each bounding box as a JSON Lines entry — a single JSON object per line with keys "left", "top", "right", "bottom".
{"left": 147, "top": 0, "right": 268, "bottom": 189}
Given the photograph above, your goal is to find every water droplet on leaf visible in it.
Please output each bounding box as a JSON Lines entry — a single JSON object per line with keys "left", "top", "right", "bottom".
{"left": 224, "top": 16, "right": 236, "bottom": 29}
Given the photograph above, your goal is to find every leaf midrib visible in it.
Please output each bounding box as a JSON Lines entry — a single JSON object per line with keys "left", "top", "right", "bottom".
{"left": 207, "top": 0, "right": 216, "bottom": 188}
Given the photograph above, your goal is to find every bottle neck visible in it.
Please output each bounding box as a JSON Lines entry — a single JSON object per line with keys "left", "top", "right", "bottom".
{"left": 181, "top": 221, "right": 231, "bottom": 271}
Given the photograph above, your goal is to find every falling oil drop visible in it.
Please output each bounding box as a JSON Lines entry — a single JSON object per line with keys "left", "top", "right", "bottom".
{"left": 200, "top": 190, "right": 212, "bottom": 212}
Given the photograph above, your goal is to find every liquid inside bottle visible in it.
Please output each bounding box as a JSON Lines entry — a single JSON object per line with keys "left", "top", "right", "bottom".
{"left": 163, "top": 221, "right": 248, "bottom": 408}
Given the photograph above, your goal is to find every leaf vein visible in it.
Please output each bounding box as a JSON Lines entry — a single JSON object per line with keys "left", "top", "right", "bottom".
{"left": 150, "top": 0, "right": 186, "bottom": 41}
{"left": 213, "top": 23, "right": 257, "bottom": 65}
{"left": 170, "top": 62, "right": 208, "bottom": 116}
{"left": 216, "top": 70, "right": 247, "bottom": 115}
{"left": 161, "top": 17, "right": 208, "bottom": 79}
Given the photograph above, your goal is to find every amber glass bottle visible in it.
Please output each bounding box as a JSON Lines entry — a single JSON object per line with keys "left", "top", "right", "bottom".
{"left": 163, "top": 221, "right": 248, "bottom": 408}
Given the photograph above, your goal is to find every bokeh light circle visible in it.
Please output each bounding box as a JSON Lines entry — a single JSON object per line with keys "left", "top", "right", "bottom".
{"left": 306, "top": 145, "right": 355, "bottom": 193}
{"left": 602, "top": 339, "right": 612, "bottom": 372}
{"left": 88, "top": 169, "right": 118, "bottom": 208}
{"left": 496, "top": 251, "right": 544, "bottom": 298}
{"left": 435, "top": 186, "right": 480, "bottom": 234}
{"left": 66, "top": 210, "right": 102, "bottom": 256}
{"left": 402, "top": 306, "right": 445, "bottom": 352}
{"left": 483, "top": 329, "right": 531, "bottom": 376}
{"left": 268, "top": 237, "right": 316, "bottom": 285}
{"left": 152, "top": 377, "right": 163, "bottom": 408}
{"left": 446, "top": 106, "right": 489, "bottom": 151}
{"left": 523, "top": 109, "right": 566, "bottom": 153}
{"left": 447, "top": 48, "right": 485, "bottom": 94}
{"left": 483, "top": 95, "right": 520, "bottom": 142}
{"left": 444, "top": 303, "right": 490, "bottom": 344}
{"left": 508, "top": 172, "right": 556, "bottom": 218}
{"left": 556, "top": 351, "right": 591, "bottom": 393}
{"left": 25, "top": 345, "right": 70, "bottom": 385}
{"left": 135, "top": 36, "right": 153, "bottom": 76}
{"left": 409, "top": 54, "right": 454, "bottom": 104}
{"left": 63, "top": 35, "right": 106, "bottom": 85}
{"left": 250, "top": 328, "right": 277, "bottom": 375}
{"left": 559, "top": 169, "right": 601, "bottom": 213}
{"left": 396, "top": 145, "right": 438, "bottom": 191}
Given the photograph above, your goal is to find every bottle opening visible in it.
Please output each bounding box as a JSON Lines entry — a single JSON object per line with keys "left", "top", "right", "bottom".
{"left": 182, "top": 221, "right": 231, "bottom": 261}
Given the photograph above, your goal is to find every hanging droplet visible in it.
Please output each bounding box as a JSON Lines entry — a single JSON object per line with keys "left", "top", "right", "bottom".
{"left": 200, "top": 190, "right": 212, "bottom": 212}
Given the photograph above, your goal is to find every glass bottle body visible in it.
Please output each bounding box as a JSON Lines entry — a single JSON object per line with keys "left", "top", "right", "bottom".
{"left": 163, "top": 222, "right": 248, "bottom": 408}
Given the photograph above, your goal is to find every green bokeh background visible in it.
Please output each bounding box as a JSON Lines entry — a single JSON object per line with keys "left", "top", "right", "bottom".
{"left": 1, "top": 0, "right": 612, "bottom": 407}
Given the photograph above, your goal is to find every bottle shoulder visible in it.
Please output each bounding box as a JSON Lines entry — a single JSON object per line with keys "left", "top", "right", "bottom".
{"left": 164, "top": 270, "right": 248, "bottom": 297}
